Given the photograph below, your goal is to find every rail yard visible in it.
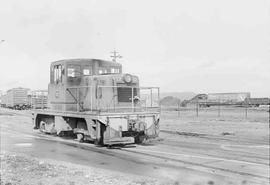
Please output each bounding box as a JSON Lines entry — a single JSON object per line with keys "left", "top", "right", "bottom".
{"left": 1, "top": 58, "right": 270, "bottom": 185}
{"left": 2, "top": 0, "right": 270, "bottom": 184}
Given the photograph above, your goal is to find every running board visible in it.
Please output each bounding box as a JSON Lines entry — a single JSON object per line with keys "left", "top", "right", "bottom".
{"left": 104, "top": 137, "right": 134, "bottom": 145}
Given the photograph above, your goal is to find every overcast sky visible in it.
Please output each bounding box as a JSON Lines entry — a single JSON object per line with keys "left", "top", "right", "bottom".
{"left": 0, "top": 0, "right": 269, "bottom": 97}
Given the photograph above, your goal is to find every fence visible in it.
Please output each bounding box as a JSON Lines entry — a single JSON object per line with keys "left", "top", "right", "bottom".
{"left": 161, "top": 103, "right": 270, "bottom": 122}
{"left": 30, "top": 90, "right": 48, "bottom": 109}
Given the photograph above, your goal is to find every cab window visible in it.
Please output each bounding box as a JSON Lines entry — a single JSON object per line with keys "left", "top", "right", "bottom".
{"left": 53, "top": 65, "right": 62, "bottom": 84}
{"left": 67, "top": 65, "right": 81, "bottom": 77}
{"left": 98, "top": 67, "right": 120, "bottom": 74}
{"left": 111, "top": 68, "right": 120, "bottom": 74}
{"left": 83, "top": 66, "right": 92, "bottom": 76}
{"left": 98, "top": 68, "right": 108, "bottom": 74}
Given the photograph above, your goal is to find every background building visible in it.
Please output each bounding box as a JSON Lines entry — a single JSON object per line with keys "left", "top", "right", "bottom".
{"left": 185, "top": 94, "right": 208, "bottom": 107}
{"left": 245, "top": 98, "right": 270, "bottom": 106}
{"left": 207, "top": 92, "right": 251, "bottom": 104}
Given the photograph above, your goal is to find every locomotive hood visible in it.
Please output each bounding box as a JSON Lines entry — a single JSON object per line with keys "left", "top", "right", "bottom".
{"left": 81, "top": 73, "right": 139, "bottom": 86}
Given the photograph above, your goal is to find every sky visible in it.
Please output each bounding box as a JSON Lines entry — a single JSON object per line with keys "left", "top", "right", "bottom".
{"left": 0, "top": 0, "right": 269, "bottom": 97}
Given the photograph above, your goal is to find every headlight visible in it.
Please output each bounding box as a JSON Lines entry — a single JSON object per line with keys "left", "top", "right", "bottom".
{"left": 123, "top": 74, "right": 132, "bottom": 83}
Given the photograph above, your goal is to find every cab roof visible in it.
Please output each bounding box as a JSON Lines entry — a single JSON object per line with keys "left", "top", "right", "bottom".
{"left": 51, "top": 58, "right": 122, "bottom": 67}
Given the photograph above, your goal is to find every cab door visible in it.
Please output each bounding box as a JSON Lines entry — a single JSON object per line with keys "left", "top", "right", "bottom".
{"left": 48, "top": 64, "right": 65, "bottom": 111}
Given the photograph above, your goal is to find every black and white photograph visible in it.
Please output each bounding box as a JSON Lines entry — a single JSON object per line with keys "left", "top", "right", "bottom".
{"left": 0, "top": 0, "right": 269, "bottom": 185}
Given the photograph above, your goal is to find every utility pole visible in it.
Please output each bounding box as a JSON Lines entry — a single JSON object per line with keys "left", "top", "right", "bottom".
{"left": 245, "top": 98, "right": 249, "bottom": 118}
{"left": 177, "top": 100, "right": 181, "bottom": 118}
{"left": 268, "top": 98, "right": 270, "bottom": 124}
{"left": 196, "top": 99, "right": 199, "bottom": 117}
{"left": 218, "top": 98, "right": 221, "bottom": 117}
{"left": 110, "top": 50, "right": 122, "bottom": 62}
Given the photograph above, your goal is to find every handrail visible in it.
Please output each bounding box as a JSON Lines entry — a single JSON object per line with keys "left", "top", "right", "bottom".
{"left": 36, "top": 85, "right": 160, "bottom": 113}
{"left": 66, "top": 88, "right": 84, "bottom": 111}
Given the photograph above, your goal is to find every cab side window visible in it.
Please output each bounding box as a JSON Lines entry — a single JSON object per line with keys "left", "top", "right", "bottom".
{"left": 83, "top": 65, "right": 92, "bottom": 76}
{"left": 98, "top": 68, "right": 108, "bottom": 75}
{"left": 53, "top": 65, "right": 62, "bottom": 84}
{"left": 111, "top": 68, "right": 120, "bottom": 74}
{"left": 67, "top": 65, "right": 81, "bottom": 77}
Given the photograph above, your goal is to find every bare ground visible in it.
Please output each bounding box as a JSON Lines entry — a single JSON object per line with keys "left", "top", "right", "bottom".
{"left": 0, "top": 107, "right": 269, "bottom": 185}
{"left": 0, "top": 151, "right": 165, "bottom": 185}
{"left": 160, "top": 108, "right": 269, "bottom": 145}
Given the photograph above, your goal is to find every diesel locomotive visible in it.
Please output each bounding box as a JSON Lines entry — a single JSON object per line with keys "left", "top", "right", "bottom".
{"left": 33, "top": 59, "right": 160, "bottom": 145}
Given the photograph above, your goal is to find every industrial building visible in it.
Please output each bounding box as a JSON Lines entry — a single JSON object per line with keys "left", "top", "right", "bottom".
{"left": 185, "top": 92, "right": 251, "bottom": 107}
{"left": 207, "top": 92, "right": 250, "bottom": 104}
{"left": 185, "top": 94, "right": 208, "bottom": 107}
{"left": 245, "top": 98, "right": 270, "bottom": 106}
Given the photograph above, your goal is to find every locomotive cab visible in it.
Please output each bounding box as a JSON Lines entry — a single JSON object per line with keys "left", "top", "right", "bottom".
{"left": 48, "top": 59, "right": 123, "bottom": 111}
{"left": 33, "top": 59, "right": 160, "bottom": 146}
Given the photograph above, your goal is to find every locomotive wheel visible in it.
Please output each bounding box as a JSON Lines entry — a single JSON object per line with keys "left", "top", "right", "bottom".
{"left": 58, "top": 131, "right": 65, "bottom": 137}
{"left": 39, "top": 121, "right": 46, "bottom": 132}
{"left": 135, "top": 134, "right": 145, "bottom": 144}
{"left": 76, "top": 133, "right": 84, "bottom": 142}
{"left": 94, "top": 122, "right": 106, "bottom": 146}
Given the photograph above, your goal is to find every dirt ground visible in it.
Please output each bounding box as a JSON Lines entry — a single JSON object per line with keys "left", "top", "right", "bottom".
{"left": 0, "top": 151, "right": 163, "bottom": 185}
{"left": 0, "top": 107, "right": 269, "bottom": 185}
{"left": 160, "top": 107, "right": 269, "bottom": 145}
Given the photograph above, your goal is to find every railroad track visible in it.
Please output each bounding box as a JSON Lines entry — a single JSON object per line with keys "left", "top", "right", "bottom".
{"left": 55, "top": 138, "right": 269, "bottom": 184}
{"left": 119, "top": 147, "right": 269, "bottom": 184}
{"left": 33, "top": 132, "right": 269, "bottom": 184}
{"left": 160, "top": 129, "right": 269, "bottom": 146}
{"left": 2, "top": 125, "right": 269, "bottom": 184}
{"left": 158, "top": 130, "right": 269, "bottom": 165}
{"left": 154, "top": 139, "right": 269, "bottom": 164}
